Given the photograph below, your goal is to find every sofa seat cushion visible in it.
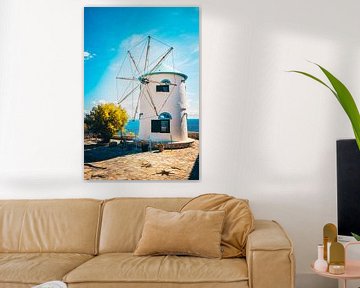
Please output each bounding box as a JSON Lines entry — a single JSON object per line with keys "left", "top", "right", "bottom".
{"left": 64, "top": 253, "right": 248, "bottom": 285}
{"left": 0, "top": 253, "right": 93, "bottom": 285}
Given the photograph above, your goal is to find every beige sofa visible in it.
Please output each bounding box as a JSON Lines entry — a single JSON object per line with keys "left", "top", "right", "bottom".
{"left": 0, "top": 198, "right": 295, "bottom": 288}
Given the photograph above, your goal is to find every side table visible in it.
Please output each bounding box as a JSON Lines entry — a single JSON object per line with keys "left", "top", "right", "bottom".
{"left": 311, "top": 242, "right": 360, "bottom": 288}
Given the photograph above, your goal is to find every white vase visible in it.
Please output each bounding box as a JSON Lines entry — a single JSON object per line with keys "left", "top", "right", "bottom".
{"left": 314, "top": 244, "right": 328, "bottom": 272}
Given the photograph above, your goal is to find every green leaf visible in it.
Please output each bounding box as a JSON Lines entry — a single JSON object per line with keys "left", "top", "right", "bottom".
{"left": 288, "top": 70, "right": 337, "bottom": 99}
{"left": 316, "top": 64, "right": 360, "bottom": 150}
{"left": 351, "top": 232, "right": 360, "bottom": 241}
{"left": 289, "top": 64, "right": 360, "bottom": 151}
{"left": 353, "top": 127, "right": 360, "bottom": 151}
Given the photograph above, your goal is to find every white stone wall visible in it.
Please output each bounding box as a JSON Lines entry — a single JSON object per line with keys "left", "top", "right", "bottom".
{"left": 138, "top": 73, "right": 189, "bottom": 142}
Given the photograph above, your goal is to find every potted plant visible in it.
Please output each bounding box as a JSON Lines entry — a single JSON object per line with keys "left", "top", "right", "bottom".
{"left": 141, "top": 141, "right": 149, "bottom": 152}
{"left": 352, "top": 233, "right": 360, "bottom": 241}
{"left": 290, "top": 63, "right": 360, "bottom": 240}
{"left": 158, "top": 143, "right": 165, "bottom": 152}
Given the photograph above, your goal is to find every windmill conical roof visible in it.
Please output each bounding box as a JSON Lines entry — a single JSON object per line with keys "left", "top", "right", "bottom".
{"left": 142, "top": 64, "right": 188, "bottom": 80}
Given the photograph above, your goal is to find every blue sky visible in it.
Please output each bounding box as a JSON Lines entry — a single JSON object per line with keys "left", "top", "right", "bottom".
{"left": 84, "top": 7, "right": 199, "bottom": 118}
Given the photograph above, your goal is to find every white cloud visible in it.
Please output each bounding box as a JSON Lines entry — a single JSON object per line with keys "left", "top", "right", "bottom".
{"left": 84, "top": 51, "right": 96, "bottom": 61}
{"left": 120, "top": 34, "right": 146, "bottom": 50}
{"left": 119, "top": 31, "right": 157, "bottom": 51}
{"left": 91, "top": 99, "right": 110, "bottom": 106}
{"left": 176, "top": 57, "right": 199, "bottom": 70}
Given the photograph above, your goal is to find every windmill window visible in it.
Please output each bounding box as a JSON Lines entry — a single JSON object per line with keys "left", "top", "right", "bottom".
{"left": 151, "top": 119, "right": 170, "bottom": 133}
{"left": 156, "top": 85, "right": 170, "bottom": 92}
{"left": 159, "top": 112, "right": 172, "bottom": 119}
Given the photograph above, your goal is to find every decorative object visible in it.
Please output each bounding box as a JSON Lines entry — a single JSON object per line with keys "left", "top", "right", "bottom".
{"left": 329, "top": 242, "right": 345, "bottom": 275}
{"left": 328, "top": 264, "right": 345, "bottom": 275}
{"left": 84, "top": 7, "right": 200, "bottom": 180}
{"left": 323, "top": 223, "right": 337, "bottom": 262}
{"left": 322, "top": 223, "right": 344, "bottom": 273}
{"left": 314, "top": 244, "right": 328, "bottom": 272}
{"left": 311, "top": 241, "right": 360, "bottom": 288}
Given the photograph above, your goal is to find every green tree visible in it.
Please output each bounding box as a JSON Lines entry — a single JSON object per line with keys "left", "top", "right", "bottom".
{"left": 85, "top": 103, "right": 128, "bottom": 142}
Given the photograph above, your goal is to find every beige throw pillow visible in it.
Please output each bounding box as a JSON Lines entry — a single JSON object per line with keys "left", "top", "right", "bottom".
{"left": 181, "top": 194, "right": 255, "bottom": 258}
{"left": 134, "top": 207, "right": 225, "bottom": 258}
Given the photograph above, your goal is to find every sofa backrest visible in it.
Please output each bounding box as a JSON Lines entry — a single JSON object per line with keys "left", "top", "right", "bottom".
{"left": 0, "top": 199, "right": 102, "bottom": 255}
{"left": 99, "top": 197, "right": 190, "bottom": 253}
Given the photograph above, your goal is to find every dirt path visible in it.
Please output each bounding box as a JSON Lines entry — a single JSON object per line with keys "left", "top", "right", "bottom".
{"left": 84, "top": 140, "right": 199, "bottom": 180}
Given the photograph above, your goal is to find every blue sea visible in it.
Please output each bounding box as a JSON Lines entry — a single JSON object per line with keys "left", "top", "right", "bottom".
{"left": 123, "top": 119, "right": 199, "bottom": 135}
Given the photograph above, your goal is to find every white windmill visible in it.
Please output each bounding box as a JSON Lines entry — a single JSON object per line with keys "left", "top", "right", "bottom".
{"left": 116, "top": 36, "right": 191, "bottom": 144}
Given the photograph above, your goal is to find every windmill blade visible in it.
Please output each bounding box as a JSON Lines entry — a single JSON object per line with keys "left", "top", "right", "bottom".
{"left": 158, "top": 84, "right": 176, "bottom": 113}
{"left": 118, "top": 84, "right": 140, "bottom": 104}
{"left": 128, "top": 51, "right": 141, "bottom": 75}
{"left": 148, "top": 47, "right": 173, "bottom": 74}
{"left": 117, "top": 75, "right": 133, "bottom": 104}
{"left": 141, "top": 88, "right": 155, "bottom": 112}
{"left": 144, "top": 36, "right": 151, "bottom": 73}
{"left": 144, "top": 84, "right": 158, "bottom": 116}
{"left": 133, "top": 87, "right": 142, "bottom": 120}
{"left": 116, "top": 76, "right": 138, "bottom": 81}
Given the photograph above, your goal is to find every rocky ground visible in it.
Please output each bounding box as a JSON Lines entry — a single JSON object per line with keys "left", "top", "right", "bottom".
{"left": 84, "top": 139, "right": 199, "bottom": 181}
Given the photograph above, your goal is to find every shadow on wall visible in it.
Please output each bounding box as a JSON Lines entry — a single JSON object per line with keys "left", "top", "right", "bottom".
{"left": 188, "top": 154, "right": 199, "bottom": 180}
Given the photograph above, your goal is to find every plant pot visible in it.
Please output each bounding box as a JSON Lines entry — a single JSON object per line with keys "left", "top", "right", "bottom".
{"left": 141, "top": 143, "right": 149, "bottom": 152}
{"left": 158, "top": 144, "right": 164, "bottom": 152}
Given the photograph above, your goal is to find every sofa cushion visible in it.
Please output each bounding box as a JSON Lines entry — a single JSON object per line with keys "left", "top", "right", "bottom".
{"left": 0, "top": 253, "right": 93, "bottom": 285}
{"left": 0, "top": 199, "right": 102, "bottom": 254}
{"left": 63, "top": 253, "right": 248, "bottom": 285}
{"left": 181, "top": 194, "right": 254, "bottom": 258}
{"left": 99, "top": 198, "right": 190, "bottom": 253}
{"left": 134, "top": 207, "right": 225, "bottom": 258}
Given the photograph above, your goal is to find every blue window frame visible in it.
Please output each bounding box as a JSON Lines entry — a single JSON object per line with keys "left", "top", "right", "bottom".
{"left": 158, "top": 112, "right": 172, "bottom": 120}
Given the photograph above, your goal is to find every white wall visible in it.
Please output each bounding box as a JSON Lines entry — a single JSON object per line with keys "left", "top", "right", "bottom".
{"left": 1, "top": 0, "right": 359, "bottom": 287}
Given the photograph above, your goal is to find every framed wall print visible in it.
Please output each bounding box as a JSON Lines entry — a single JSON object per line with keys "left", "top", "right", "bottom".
{"left": 84, "top": 7, "right": 200, "bottom": 180}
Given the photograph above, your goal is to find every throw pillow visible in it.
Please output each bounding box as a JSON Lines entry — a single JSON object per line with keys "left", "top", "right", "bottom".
{"left": 181, "top": 193, "right": 254, "bottom": 258}
{"left": 134, "top": 207, "right": 225, "bottom": 258}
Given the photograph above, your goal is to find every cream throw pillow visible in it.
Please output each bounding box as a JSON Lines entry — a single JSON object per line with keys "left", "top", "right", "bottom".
{"left": 134, "top": 207, "right": 225, "bottom": 258}
{"left": 181, "top": 194, "right": 255, "bottom": 258}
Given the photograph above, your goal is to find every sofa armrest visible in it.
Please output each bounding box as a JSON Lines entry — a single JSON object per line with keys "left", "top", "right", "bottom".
{"left": 246, "top": 220, "right": 295, "bottom": 288}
